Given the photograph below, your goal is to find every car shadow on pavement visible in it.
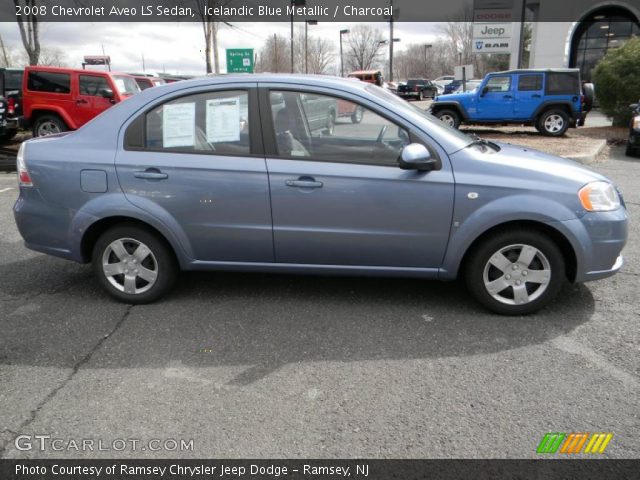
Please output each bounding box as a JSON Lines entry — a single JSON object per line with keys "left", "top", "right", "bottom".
{"left": 0, "top": 255, "right": 595, "bottom": 384}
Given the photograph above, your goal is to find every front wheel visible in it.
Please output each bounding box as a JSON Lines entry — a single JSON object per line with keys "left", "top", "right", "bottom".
{"left": 435, "top": 109, "right": 461, "bottom": 129}
{"left": 92, "top": 224, "right": 177, "bottom": 304}
{"left": 465, "top": 230, "right": 565, "bottom": 315}
{"left": 537, "top": 110, "right": 569, "bottom": 136}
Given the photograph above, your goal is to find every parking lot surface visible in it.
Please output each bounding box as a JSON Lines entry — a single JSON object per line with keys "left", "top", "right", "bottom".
{"left": 0, "top": 146, "right": 638, "bottom": 459}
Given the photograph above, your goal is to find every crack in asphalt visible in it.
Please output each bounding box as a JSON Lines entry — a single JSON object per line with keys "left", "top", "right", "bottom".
{"left": 0, "top": 304, "right": 134, "bottom": 459}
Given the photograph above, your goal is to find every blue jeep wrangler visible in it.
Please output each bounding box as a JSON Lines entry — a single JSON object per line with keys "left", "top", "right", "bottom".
{"left": 430, "top": 69, "right": 589, "bottom": 136}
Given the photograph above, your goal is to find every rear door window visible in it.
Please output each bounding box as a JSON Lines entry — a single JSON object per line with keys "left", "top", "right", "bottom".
{"left": 27, "top": 71, "right": 71, "bottom": 94}
{"left": 518, "top": 74, "right": 543, "bottom": 91}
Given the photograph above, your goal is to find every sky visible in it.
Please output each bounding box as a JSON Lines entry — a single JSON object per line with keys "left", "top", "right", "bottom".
{"left": 0, "top": 21, "right": 445, "bottom": 74}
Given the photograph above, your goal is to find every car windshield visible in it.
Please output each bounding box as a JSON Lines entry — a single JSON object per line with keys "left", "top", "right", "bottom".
{"left": 365, "top": 84, "right": 473, "bottom": 147}
{"left": 112, "top": 75, "right": 140, "bottom": 95}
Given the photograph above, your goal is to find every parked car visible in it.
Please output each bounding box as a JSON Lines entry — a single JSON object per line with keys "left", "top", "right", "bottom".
{"left": 13, "top": 75, "right": 627, "bottom": 315}
{"left": 431, "top": 69, "right": 589, "bottom": 136}
{"left": 434, "top": 75, "right": 455, "bottom": 83}
{"left": 397, "top": 79, "right": 438, "bottom": 101}
{"left": 443, "top": 79, "right": 464, "bottom": 95}
{"left": 131, "top": 75, "right": 166, "bottom": 90}
{"left": 626, "top": 100, "right": 640, "bottom": 157}
{"left": 348, "top": 70, "right": 384, "bottom": 86}
{"left": 20, "top": 66, "right": 140, "bottom": 137}
{"left": 0, "top": 67, "right": 24, "bottom": 141}
{"left": 450, "top": 79, "right": 482, "bottom": 94}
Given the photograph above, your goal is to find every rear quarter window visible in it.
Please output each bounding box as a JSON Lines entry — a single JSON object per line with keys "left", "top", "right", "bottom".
{"left": 546, "top": 72, "right": 580, "bottom": 95}
{"left": 27, "top": 71, "right": 71, "bottom": 94}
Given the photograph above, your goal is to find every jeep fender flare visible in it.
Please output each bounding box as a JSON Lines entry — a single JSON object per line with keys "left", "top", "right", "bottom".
{"left": 430, "top": 101, "right": 469, "bottom": 121}
{"left": 533, "top": 101, "right": 578, "bottom": 121}
{"left": 29, "top": 105, "right": 77, "bottom": 130}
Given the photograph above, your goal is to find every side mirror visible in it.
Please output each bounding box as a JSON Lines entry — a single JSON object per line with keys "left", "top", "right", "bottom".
{"left": 100, "top": 88, "right": 114, "bottom": 99}
{"left": 480, "top": 86, "right": 489, "bottom": 97}
{"left": 398, "top": 143, "right": 438, "bottom": 172}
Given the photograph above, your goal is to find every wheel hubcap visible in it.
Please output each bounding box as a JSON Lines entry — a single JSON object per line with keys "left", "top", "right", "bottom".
{"left": 483, "top": 244, "right": 551, "bottom": 306}
{"left": 544, "top": 114, "right": 564, "bottom": 133}
{"left": 37, "top": 121, "right": 61, "bottom": 136}
{"left": 102, "top": 238, "right": 158, "bottom": 295}
{"left": 440, "top": 114, "right": 454, "bottom": 127}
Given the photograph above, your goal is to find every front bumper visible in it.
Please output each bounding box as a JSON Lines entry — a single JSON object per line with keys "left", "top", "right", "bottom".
{"left": 553, "top": 207, "right": 628, "bottom": 283}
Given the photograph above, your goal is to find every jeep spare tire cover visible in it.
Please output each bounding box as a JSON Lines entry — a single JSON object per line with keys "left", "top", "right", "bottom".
{"left": 582, "top": 83, "right": 595, "bottom": 112}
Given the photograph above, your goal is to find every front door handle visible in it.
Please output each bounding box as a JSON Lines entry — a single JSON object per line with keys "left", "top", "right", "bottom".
{"left": 285, "top": 177, "right": 323, "bottom": 188}
{"left": 503, "top": 94, "right": 513, "bottom": 99}
{"left": 76, "top": 99, "right": 88, "bottom": 104}
{"left": 134, "top": 169, "right": 168, "bottom": 180}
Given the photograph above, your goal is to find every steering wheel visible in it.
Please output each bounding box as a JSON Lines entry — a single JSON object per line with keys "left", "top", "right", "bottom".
{"left": 376, "top": 125, "right": 388, "bottom": 144}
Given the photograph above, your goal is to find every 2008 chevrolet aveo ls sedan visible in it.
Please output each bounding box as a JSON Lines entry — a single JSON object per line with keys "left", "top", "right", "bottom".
{"left": 13, "top": 75, "right": 627, "bottom": 315}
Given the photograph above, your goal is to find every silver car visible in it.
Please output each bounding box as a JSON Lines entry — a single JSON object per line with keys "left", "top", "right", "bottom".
{"left": 13, "top": 75, "right": 628, "bottom": 315}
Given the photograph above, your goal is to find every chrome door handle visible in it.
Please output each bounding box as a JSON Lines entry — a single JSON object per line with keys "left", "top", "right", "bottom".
{"left": 134, "top": 170, "right": 168, "bottom": 180}
{"left": 503, "top": 94, "right": 512, "bottom": 99}
{"left": 285, "top": 179, "right": 323, "bottom": 188}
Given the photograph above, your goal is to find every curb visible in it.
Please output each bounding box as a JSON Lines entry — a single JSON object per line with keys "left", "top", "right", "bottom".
{"left": 565, "top": 139, "right": 607, "bottom": 165}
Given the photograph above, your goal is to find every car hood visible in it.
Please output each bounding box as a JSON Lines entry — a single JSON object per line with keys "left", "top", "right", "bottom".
{"left": 434, "top": 91, "right": 474, "bottom": 102}
{"left": 451, "top": 141, "right": 609, "bottom": 190}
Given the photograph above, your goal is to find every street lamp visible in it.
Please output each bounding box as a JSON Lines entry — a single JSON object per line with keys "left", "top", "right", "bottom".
{"left": 379, "top": 38, "right": 400, "bottom": 81}
{"left": 339, "top": 29, "right": 349, "bottom": 77}
{"left": 305, "top": 20, "right": 318, "bottom": 74}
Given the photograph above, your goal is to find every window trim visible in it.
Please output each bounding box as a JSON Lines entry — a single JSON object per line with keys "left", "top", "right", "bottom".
{"left": 257, "top": 86, "right": 440, "bottom": 170}
{"left": 123, "top": 86, "right": 264, "bottom": 157}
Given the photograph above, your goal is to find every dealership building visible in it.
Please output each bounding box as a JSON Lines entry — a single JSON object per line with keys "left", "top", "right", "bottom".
{"left": 527, "top": 0, "right": 640, "bottom": 80}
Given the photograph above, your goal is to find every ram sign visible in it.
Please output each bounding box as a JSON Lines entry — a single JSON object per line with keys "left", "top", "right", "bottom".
{"left": 472, "top": 39, "right": 512, "bottom": 53}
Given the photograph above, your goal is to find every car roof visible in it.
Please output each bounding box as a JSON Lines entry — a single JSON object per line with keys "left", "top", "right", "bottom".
{"left": 490, "top": 68, "right": 580, "bottom": 75}
{"left": 24, "top": 65, "right": 133, "bottom": 77}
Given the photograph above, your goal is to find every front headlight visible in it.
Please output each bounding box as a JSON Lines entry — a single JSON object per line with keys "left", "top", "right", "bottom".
{"left": 632, "top": 115, "right": 640, "bottom": 130}
{"left": 578, "top": 181, "right": 620, "bottom": 211}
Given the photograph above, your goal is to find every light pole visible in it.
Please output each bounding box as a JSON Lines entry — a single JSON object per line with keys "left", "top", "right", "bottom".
{"left": 423, "top": 44, "right": 432, "bottom": 77}
{"left": 339, "top": 29, "right": 349, "bottom": 77}
{"left": 305, "top": 20, "right": 318, "bottom": 74}
{"left": 291, "top": 0, "right": 306, "bottom": 73}
{"left": 379, "top": 38, "right": 400, "bottom": 81}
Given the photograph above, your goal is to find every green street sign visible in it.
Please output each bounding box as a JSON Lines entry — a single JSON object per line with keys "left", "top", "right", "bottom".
{"left": 226, "top": 48, "right": 254, "bottom": 73}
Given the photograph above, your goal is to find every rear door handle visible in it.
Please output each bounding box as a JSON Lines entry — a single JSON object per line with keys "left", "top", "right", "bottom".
{"left": 285, "top": 178, "right": 323, "bottom": 188}
{"left": 134, "top": 169, "right": 168, "bottom": 180}
{"left": 532, "top": 94, "right": 541, "bottom": 98}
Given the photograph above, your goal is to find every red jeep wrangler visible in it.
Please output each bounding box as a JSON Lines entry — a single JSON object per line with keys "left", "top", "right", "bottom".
{"left": 21, "top": 66, "right": 139, "bottom": 137}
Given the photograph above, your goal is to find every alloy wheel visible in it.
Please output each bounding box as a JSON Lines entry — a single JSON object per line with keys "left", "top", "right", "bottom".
{"left": 101, "top": 238, "right": 158, "bottom": 295}
{"left": 37, "top": 121, "right": 61, "bottom": 136}
{"left": 482, "top": 243, "right": 551, "bottom": 306}
{"left": 543, "top": 114, "right": 565, "bottom": 134}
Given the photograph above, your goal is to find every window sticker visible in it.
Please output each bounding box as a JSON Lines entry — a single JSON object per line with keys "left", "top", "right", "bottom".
{"left": 206, "top": 97, "right": 241, "bottom": 143}
{"left": 163, "top": 103, "right": 195, "bottom": 148}
{"left": 114, "top": 78, "right": 126, "bottom": 93}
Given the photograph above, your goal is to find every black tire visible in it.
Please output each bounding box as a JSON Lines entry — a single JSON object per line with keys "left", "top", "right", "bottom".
{"left": 0, "top": 129, "right": 18, "bottom": 142}
{"left": 33, "top": 114, "right": 67, "bottom": 137}
{"left": 582, "top": 83, "right": 595, "bottom": 112}
{"left": 537, "top": 109, "right": 569, "bottom": 137}
{"left": 626, "top": 143, "right": 640, "bottom": 158}
{"left": 92, "top": 224, "right": 178, "bottom": 304}
{"left": 435, "top": 109, "right": 461, "bottom": 129}
{"left": 465, "top": 229, "right": 566, "bottom": 315}
{"left": 350, "top": 106, "right": 363, "bottom": 124}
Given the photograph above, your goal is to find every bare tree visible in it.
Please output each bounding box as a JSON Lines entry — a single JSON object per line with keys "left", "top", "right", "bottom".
{"left": 255, "top": 34, "right": 290, "bottom": 73}
{"left": 13, "top": 0, "right": 40, "bottom": 65}
{"left": 0, "top": 34, "right": 15, "bottom": 67}
{"left": 307, "top": 37, "right": 335, "bottom": 74}
{"left": 344, "top": 25, "right": 385, "bottom": 72}
{"left": 193, "top": 0, "right": 234, "bottom": 74}
{"left": 37, "top": 46, "right": 67, "bottom": 67}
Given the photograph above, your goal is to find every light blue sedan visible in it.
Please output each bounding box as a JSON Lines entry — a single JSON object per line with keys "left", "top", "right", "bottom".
{"left": 13, "top": 75, "right": 627, "bottom": 314}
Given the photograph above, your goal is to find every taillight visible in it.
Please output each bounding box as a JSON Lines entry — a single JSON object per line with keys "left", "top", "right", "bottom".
{"left": 7, "top": 97, "right": 15, "bottom": 115}
{"left": 17, "top": 143, "right": 33, "bottom": 187}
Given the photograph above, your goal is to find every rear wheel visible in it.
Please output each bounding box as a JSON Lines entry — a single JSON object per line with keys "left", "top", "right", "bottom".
{"left": 465, "top": 229, "right": 565, "bottom": 315}
{"left": 92, "top": 224, "right": 177, "bottom": 304}
{"left": 435, "top": 109, "right": 461, "bottom": 129}
{"left": 537, "top": 109, "right": 569, "bottom": 136}
{"left": 33, "top": 114, "right": 67, "bottom": 137}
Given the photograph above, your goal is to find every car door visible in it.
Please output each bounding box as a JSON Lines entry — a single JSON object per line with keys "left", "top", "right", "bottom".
{"left": 116, "top": 85, "right": 274, "bottom": 262}
{"left": 75, "top": 74, "right": 114, "bottom": 127}
{"left": 259, "top": 86, "right": 455, "bottom": 268}
{"left": 514, "top": 73, "right": 544, "bottom": 120}
{"left": 476, "top": 75, "right": 514, "bottom": 119}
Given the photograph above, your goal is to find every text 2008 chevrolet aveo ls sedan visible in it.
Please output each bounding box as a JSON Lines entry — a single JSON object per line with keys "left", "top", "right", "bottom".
{"left": 13, "top": 75, "right": 627, "bottom": 315}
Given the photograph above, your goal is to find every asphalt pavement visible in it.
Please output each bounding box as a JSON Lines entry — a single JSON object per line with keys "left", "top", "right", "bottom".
{"left": 0, "top": 146, "right": 638, "bottom": 459}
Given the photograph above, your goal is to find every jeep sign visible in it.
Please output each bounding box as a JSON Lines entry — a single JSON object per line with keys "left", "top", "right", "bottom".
{"left": 472, "top": 23, "right": 512, "bottom": 39}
